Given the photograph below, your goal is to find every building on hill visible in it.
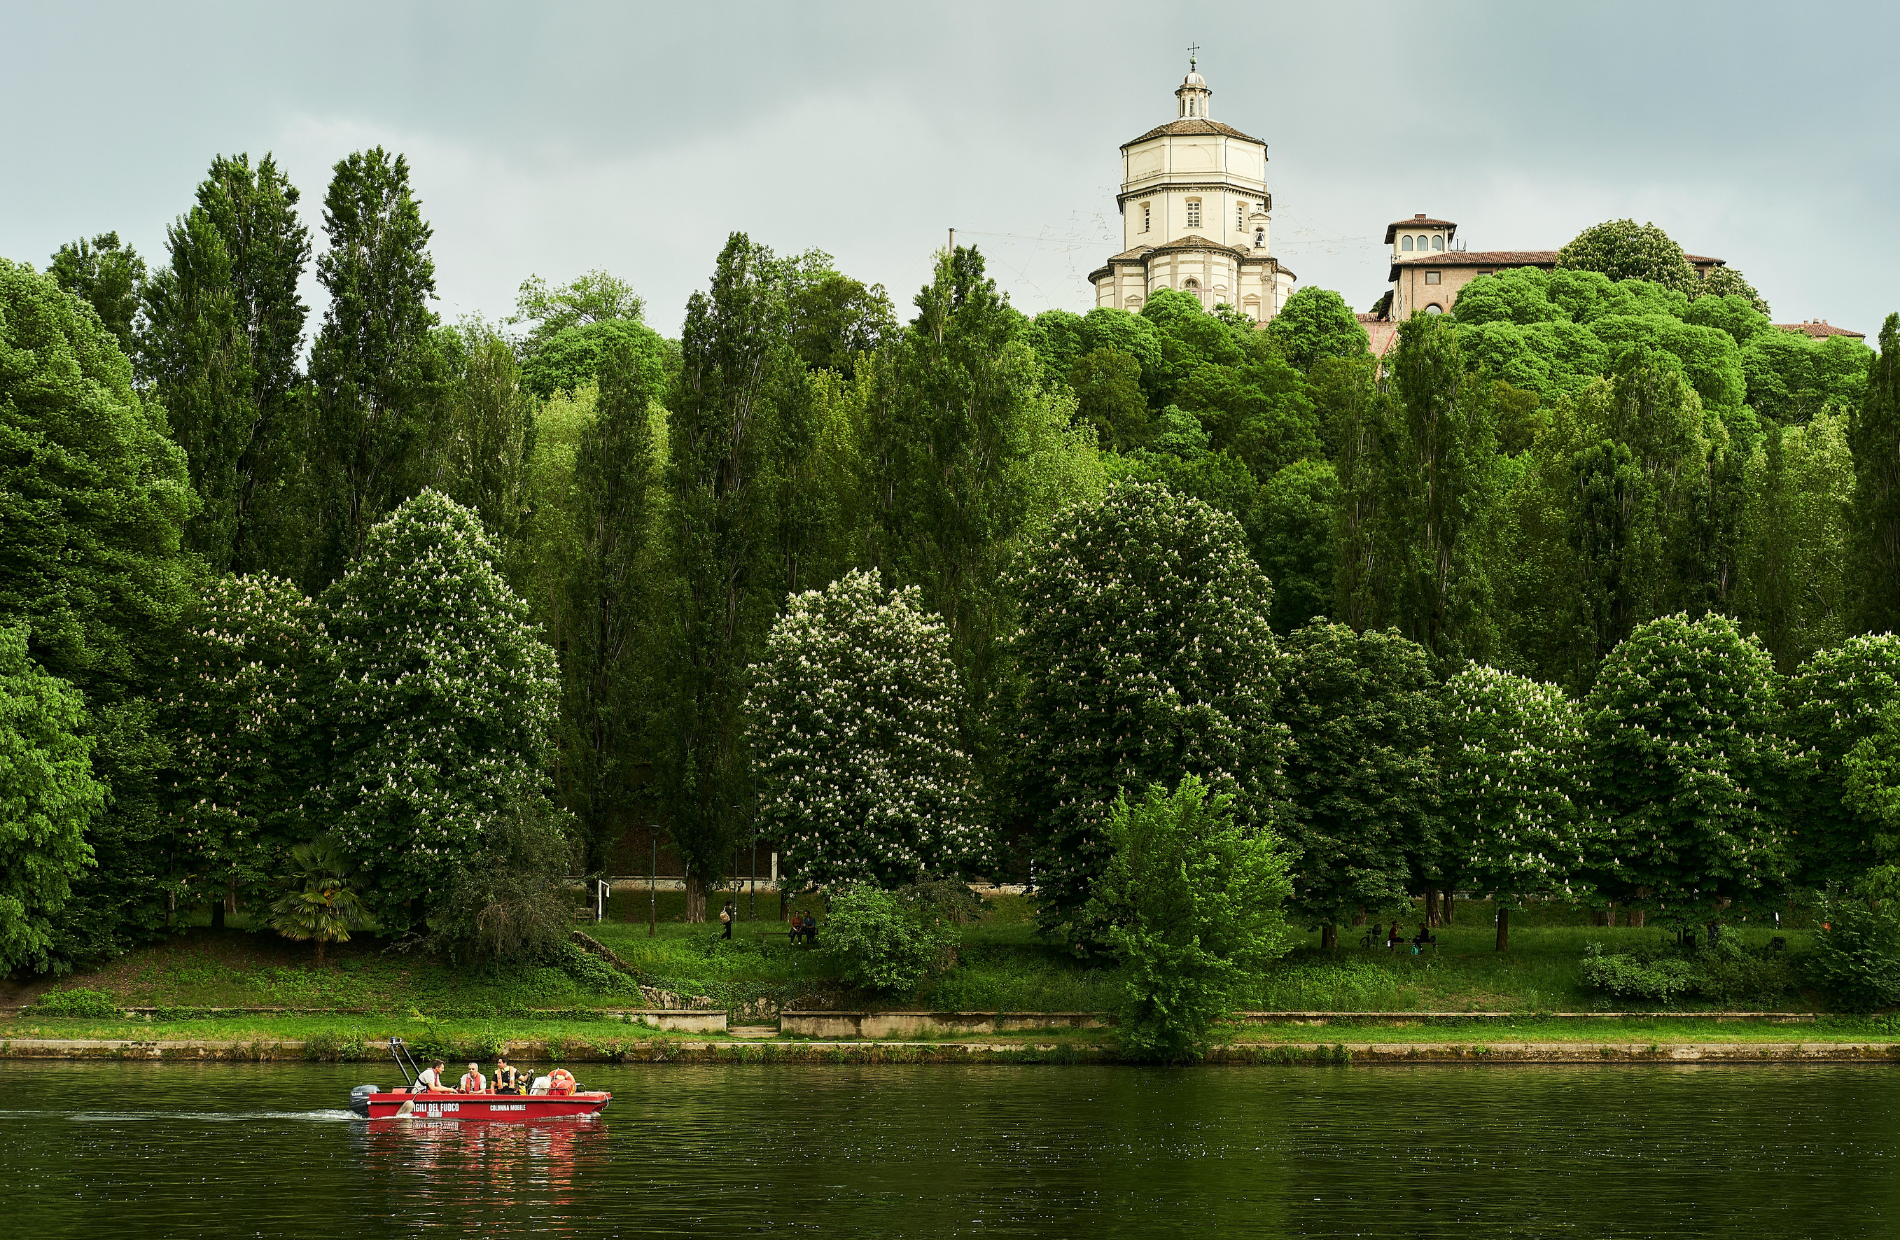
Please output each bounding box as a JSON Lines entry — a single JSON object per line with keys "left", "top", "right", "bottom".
{"left": 1375, "top": 212, "right": 1729, "bottom": 320}
{"left": 1777, "top": 319, "right": 1865, "bottom": 341}
{"left": 1089, "top": 57, "right": 1295, "bottom": 322}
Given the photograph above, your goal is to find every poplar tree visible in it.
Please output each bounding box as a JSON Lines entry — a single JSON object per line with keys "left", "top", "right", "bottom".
{"left": 1849, "top": 315, "right": 1900, "bottom": 634}
{"left": 48, "top": 232, "right": 145, "bottom": 353}
{"left": 140, "top": 154, "right": 311, "bottom": 574}
{"left": 309, "top": 147, "right": 444, "bottom": 583}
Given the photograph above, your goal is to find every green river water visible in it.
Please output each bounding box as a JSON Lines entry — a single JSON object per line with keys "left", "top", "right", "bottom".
{"left": 2, "top": 1060, "right": 1895, "bottom": 1237}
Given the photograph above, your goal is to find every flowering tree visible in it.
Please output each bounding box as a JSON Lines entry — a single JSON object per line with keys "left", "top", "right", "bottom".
{"left": 1438, "top": 663, "right": 1587, "bottom": 950}
{"left": 1582, "top": 613, "right": 1791, "bottom": 925}
{"left": 749, "top": 569, "right": 983, "bottom": 890}
{"left": 160, "top": 573, "right": 325, "bottom": 924}
{"left": 318, "top": 490, "right": 561, "bottom": 928}
{"left": 1010, "top": 481, "right": 1285, "bottom": 951}
{"left": 0, "top": 627, "right": 103, "bottom": 974}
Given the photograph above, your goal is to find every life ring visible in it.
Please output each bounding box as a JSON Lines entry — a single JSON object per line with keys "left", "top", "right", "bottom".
{"left": 549, "top": 1068, "right": 576, "bottom": 1096}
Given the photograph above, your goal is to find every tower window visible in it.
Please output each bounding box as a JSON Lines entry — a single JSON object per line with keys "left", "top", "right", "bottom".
{"left": 1425, "top": 271, "right": 1442, "bottom": 285}
{"left": 1402, "top": 235, "right": 1414, "bottom": 252}
{"left": 1186, "top": 199, "right": 1201, "bottom": 228}
{"left": 1237, "top": 201, "right": 1246, "bottom": 230}
{"left": 1141, "top": 202, "right": 1151, "bottom": 233}
{"left": 1254, "top": 228, "right": 1265, "bottom": 247}
{"left": 1432, "top": 235, "right": 1444, "bottom": 252}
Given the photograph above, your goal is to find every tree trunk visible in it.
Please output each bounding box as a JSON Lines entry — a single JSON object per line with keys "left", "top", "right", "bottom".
{"left": 1496, "top": 906, "right": 1509, "bottom": 952}
{"left": 1424, "top": 889, "right": 1441, "bottom": 927}
{"left": 779, "top": 888, "right": 789, "bottom": 922}
{"left": 211, "top": 900, "right": 226, "bottom": 931}
{"left": 1628, "top": 908, "right": 1645, "bottom": 928}
{"left": 1351, "top": 906, "right": 1367, "bottom": 927}
{"left": 316, "top": 938, "right": 326, "bottom": 965}
{"left": 1321, "top": 923, "right": 1338, "bottom": 951}
{"left": 684, "top": 873, "right": 706, "bottom": 923}
{"left": 1443, "top": 891, "right": 1455, "bottom": 925}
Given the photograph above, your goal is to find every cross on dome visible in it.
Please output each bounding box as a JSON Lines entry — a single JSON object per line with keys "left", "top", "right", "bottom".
{"left": 1176, "top": 49, "right": 1211, "bottom": 117}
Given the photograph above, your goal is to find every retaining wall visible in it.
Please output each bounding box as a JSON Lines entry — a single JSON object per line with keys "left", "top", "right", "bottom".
{"left": 780, "top": 1011, "right": 1107, "bottom": 1038}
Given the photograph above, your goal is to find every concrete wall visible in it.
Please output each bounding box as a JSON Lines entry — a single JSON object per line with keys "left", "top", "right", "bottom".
{"left": 610, "top": 1010, "right": 728, "bottom": 1033}
{"left": 781, "top": 1011, "right": 1107, "bottom": 1038}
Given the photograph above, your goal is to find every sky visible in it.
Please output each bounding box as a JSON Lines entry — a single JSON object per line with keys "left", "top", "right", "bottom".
{"left": 4, "top": 0, "right": 1896, "bottom": 339}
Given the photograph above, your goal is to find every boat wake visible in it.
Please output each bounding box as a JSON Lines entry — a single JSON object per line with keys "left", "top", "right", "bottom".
{"left": 67, "top": 1109, "right": 360, "bottom": 1123}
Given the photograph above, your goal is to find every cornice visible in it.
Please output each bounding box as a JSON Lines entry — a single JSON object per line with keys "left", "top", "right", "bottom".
{"left": 1118, "top": 182, "right": 1270, "bottom": 208}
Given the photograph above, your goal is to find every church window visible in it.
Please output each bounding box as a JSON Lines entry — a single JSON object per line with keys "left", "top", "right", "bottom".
{"left": 1254, "top": 228, "right": 1265, "bottom": 248}
{"left": 1423, "top": 303, "right": 1443, "bottom": 315}
{"left": 1184, "top": 278, "right": 1201, "bottom": 292}
{"left": 1402, "top": 236, "right": 1414, "bottom": 252}
{"left": 1432, "top": 235, "right": 1444, "bottom": 252}
{"left": 1141, "top": 202, "right": 1151, "bottom": 233}
{"left": 1424, "top": 271, "right": 1442, "bottom": 285}
{"left": 1186, "top": 199, "right": 1201, "bottom": 227}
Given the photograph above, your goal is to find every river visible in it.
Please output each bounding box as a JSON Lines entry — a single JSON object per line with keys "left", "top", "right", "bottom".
{"left": 3, "top": 1060, "right": 1894, "bottom": 1237}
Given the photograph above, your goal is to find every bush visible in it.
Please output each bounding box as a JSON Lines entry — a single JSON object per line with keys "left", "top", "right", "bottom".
{"left": 1580, "top": 937, "right": 1793, "bottom": 1007}
{"left": 824, "top": 886, "right": 954, "bottom": 994}
{"left": 1579, "top": 951, "right": 1700, "bottom": 1004}
{"left": 33, "top": 987, "right": 121, "bottom": 1017}
{"left": 1800, "top": 903, "right": 1900, "bottom": 1013}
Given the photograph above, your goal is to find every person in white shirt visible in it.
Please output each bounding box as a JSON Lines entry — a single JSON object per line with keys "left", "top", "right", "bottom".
{"left": 458, "top": 1062, "right": 487, "bottom": 1094}
{"left": 415, "top": 1060, "right": 449, "bottom": 1093}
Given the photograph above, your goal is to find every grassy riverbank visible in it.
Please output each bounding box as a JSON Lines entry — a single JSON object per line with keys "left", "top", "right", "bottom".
{"left": 1, "top": 892, "right": 1829, "bottom": 1026}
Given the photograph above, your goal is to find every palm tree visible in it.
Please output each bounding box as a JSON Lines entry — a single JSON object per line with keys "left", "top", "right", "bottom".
{"left": 269, "top": 837, "right": 369, "bottom": 963}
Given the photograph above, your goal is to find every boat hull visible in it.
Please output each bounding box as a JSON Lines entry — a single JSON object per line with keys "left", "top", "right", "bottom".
{"left": 358, "top": 1090, "right": 610, "bottom": 1120}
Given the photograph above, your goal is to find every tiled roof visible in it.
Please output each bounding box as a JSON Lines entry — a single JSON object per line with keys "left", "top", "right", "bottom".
{"left": 1387, "top": 250, "right": 1556, "bottom": 281}
{"left": 1122, "top": 118, "right": 1265, "bottom": 148}
{"left": 1148, "top": 233, "right": 1244, "bottom": 256}
{"left": 1777, "top": 320, "right": 1866, "bottom": 340}
{"left": 1384, "top": 216, "right": 1459, "bottom": 244}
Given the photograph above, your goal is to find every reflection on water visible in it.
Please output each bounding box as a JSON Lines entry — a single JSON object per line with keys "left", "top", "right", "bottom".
{"left": 2, "top": 1059, "right": 1897, "bottom": 1238}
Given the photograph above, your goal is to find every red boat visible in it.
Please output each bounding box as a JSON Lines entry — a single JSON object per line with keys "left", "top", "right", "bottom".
{"left": 349, "top": 1038, "right": 610, "bottom": 1120}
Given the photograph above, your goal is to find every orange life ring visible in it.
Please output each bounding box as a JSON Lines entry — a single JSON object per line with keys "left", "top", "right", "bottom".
{"left": 549, "top": 1068, "right": 576, "bottom": 1096}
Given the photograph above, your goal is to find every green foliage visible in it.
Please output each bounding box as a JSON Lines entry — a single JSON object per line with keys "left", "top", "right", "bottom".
{"left": 1556, "top": 219, "right": 1697, "bottom": 294}
{"left": 785, "top": 260, "right": 895, "bottom": 377}
{"left": 435, "top": 320, "right": 536, "bottom": 568}
{"left": 823, "top": 884, "right": 955, "bottom": 993}
{"left": 0, "top": 627, "right": 102, "bottom": 974}
{"left": 750, "top": 569, "right": 982, "bottom": 890}
{"left": 1264, "top": 287, "right": 1369, "bottom": 371}
{"left": 1684, "top": 293, "right": 1771, "bottom": 348}
{"left": 1799, "top": 901, "right": 1900, "bottom": 1013}
{"left": 1083, "top": 776, "right": 1293, "bottom": 1061}
{"left": 318, "top": 490, "right": 560, "bottom": 927}
{"left": 429, "top": 799, "right": 581, "bottom": 965}
{"left": 511, "top": 270, "right": 644, "bottom": 347}
{"left": 1742, "top": 330, "right": 1871, "bottom": 424}
{"left": 158, "top": 574, "right": 324, "bottom": 915}
{"left": 1784, "top": 637, "right": 1900, "bottom": 887}
{"left": 267, "top": 837, "right": 369, "bottom": 960}
{"left": 1256, "top": 459, "right": 1339, "bottom": 634}
{"left": 519, "top": 316, "right": 671, "bottom": 400}
{"left": 1579, "top": 937, "right": 1789, "bottom": 1007}
{"left": 33, "top": 986, "right": 122, "bottom": 1017}
{"left": 1739, "top": 415, "right": 1853, "bottom": 671}
{"left": 1582, "top": 613, "right": 1791, "bottom": 914}
{"left": 1437, "top": 663, "right": 1585, "bottom": 906}
{"left": 1011, "top": 481, "right": 1285, "bottom": 950}
{"left": 48, "top": 232, "right": 146, "bottom": 354}
{"left": 1276, "top": 622, "right": 1438, "bottom": 931}
{"left": 1068, "top": 347, "right": 1148, "bottom": 450}
{"left": 1695, "top": 266, "right": 1769, "bottom": 315}
{"left": 309, "top": 147, "right": 446, "bottom": 580}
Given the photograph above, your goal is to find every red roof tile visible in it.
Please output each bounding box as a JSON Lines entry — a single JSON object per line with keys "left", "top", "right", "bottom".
{"left": 1122, "top": 118, "right": 1265, "bottom": 148}
{"left": 1776, "top": 320, "right": 1866, "bottom": 340}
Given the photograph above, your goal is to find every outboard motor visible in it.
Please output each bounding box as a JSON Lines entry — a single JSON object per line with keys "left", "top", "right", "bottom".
{"left": 350, "top": 1084, "right": 380, "bottom": 1118}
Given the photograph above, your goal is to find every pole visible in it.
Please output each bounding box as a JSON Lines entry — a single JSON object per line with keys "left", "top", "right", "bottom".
{"left": 948, "top": 227, "right": 954, "bottom": 254}
{"left": 649, "top": 835, "right": 657, "bottom": 938}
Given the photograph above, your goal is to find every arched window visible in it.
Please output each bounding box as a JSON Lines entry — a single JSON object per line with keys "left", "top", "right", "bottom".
{"left": 1431, "top": 235, "right": 1444, "bottom": 252}
{"left": 1402, "top": 236, "right": 1414, "bottom": 252}
{"left": 1254, "top": 228, "right": 1265, "bottom": 248}
{"left": 1184, "top": 278, "right": 1200, "bottom": 291}
{"left": 1423, "top": 303, "right": 1443, "bottom": 315}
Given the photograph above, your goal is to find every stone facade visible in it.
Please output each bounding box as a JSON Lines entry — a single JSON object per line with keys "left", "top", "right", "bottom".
{"left": 1089, "top": 60, "right": 1295, "bottom": 322}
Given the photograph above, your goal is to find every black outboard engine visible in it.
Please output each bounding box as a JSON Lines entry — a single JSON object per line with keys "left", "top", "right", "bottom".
{"left": 350, "top": 1084, "right": 380, "bottom": 1118}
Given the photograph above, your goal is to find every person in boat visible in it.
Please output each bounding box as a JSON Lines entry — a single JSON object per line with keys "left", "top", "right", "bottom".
{"left": 493, "top": 1056, "right": 520, "bottom": 1095}
{"left": 415, "top": 1059, "right": 449, "bottom": 1093}
{"left": 548, "top": 1068, "right": 577, "bottom": 1096}
{"left": 459, "top": 1062, "right": 487, "bottom": 1093}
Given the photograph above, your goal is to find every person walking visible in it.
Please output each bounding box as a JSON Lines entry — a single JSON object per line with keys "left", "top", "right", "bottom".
{"left": 720, "top": 901, "right": 734, "bottom": 940}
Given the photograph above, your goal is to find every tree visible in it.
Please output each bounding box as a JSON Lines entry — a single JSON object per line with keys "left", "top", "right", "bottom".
{"left": 139, "top": 153, "right": 312, "bottom": 574}
{"left": 1741, "top": 330, "right": 1871, "bottom": 424}
{"left": 656, "top": 233, "right": 810, "bottom": 921}
{"left": 822, "top": 884, "right": 955, "bottom": 993}
{"left": 318, "top": 490, "right": 560, "bottom": 929}
{"left": 1068, "top": 347, "right": 1148, "bottom": 450}
{"left": 520, "top": 317, "right": 671, "bottom": 401}
{"left": 1581, "top": 613, "right": 1790, "bottom": 924}
{"left": 1782, "top": 634, "right": 1900, "bottom": 888}
{"left": 1848, "top": 315, "right": 1900, "bottom": 634}
{"left": 158, "top": 574, "right": 325, "bottom": 926}
{"left": 428, "top": 799, "right": 580, "bottom": 964}
{"left": 512, "top": 270, "right": 644, "bottom": 347}
{"left": 1, "top": 258, "right": 196, "bottom": 967}
{"left": 785, "top": 261, "right": 896, "bottom": 377}
{"left": 309, "top": 147, "right": 445, "bottom": 581}
{"left": 1083, "top": 776, "right": 1293, "bottom": 1061}
{"left": 1257, "top": 459, "right": 1339, "bottom": 634}
{"left": 1010, "top": 481, "right": 1285, "bottom": 950}
{"left": 1437, "top": 663, "right": 1586, "bottom": 950}
{"left": 0, "top": 627, "right": 102, "bottom": 975}
{"left": 267, "top": 837, "right": 368, "bottom": 964}
{"left": 434, "top": 320, "right": 536, "bottom": 574}
{"left": 560, "top": 343, "right": 666, "bottom": 870}
{"left": 1274, "top": 621, "right": 1438, "bottom": 945}
{"left": 1739, "top": 414, "right": 1853, "bottom": 670}
{"left": 1264, "top": 286, "right": 1369, "bottom": 371}
{"left": 749, "top": 569, "right": 982, "bottom": 891}
{"left": 48, "top": 232, "right": 145, "bottom": 353}
{"left": 1556, "top": 219, "right": 1697, "bottom": 294}
{"left": 1696, "top": 266, "right": 1768, "bottom": 315}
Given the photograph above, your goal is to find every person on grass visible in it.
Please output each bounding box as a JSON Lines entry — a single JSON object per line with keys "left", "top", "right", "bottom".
{"left": 720, "top": 901, "right": 734, "bottom": 940}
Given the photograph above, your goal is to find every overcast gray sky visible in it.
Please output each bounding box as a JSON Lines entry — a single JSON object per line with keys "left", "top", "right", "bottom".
{"left": 5, "top": 0, "right": 1895, "bottom": 338}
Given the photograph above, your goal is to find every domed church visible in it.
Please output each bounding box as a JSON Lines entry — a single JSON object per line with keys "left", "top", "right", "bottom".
{"left": 1089, "top": 56, "right": 1295, "bottom": 323}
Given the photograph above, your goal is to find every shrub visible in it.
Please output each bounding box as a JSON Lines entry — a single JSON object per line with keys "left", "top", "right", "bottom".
{"left": 1579, "top": 952, "right": 1699, "bottom": 1004}
{"left": 1800, "top": 902, "right": 1900, "bottom": 1013}
{"left": 824, "top": 885, "right": 954, "bottom": 994}
{"left": 34, "top": 987, "right": 121, "bottom": 1017}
